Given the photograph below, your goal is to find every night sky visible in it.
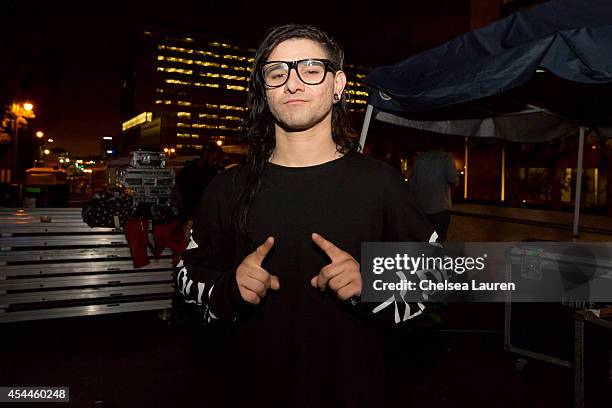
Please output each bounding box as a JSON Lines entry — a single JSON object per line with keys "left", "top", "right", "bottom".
{"left": 1, "top": 0, "right": 469, "bottom": 156}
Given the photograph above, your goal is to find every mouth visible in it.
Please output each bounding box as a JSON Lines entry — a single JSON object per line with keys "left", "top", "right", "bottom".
{"left": 284, "top": 99, "right": 307, "bottom": 105}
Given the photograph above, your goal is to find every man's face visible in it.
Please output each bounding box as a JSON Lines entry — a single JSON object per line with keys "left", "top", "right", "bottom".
{"left": 264, "top": 38, "right": 346, "bottom": 132}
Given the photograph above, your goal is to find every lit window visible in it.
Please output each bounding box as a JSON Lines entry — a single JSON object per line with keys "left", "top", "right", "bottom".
{"left": 165, "top": 79, "right": 190, "bottom": 85}
{"left": 345, "top": 89, "right": 369, "bottom": 97}
{"left": 177, "top": 122, "right": 191, "bottom": 127}
{"left": 191, "top": 134, "right": 199, "bottom": 138}
{"left": 200, "top": 72, "right": 220, "bottom": 78}
{"left": 206, "top": 103, "right": 219, "bottom": 109}
{"left": 177, "top": 112, "right": 191, "bottom": 118}
{"left": 220, "top": 104, "right": 246, "bottom": 111}
{"left": 160, "top": 45, "right": 194, "bottom": 54}
{"left": 198, "top": 113, "right": 219, "bottom": 119}
{"left": 177, "top": 101, "right": 192, "bottom": 106}
{"left": 195, "top": 50, "right": 221, "bottom": 58}
{"left": 192, "top": 123, "right": 218, "bottom": 129}
{"left": 221, "top": 74, "right": 247, "bottom": 81}
{"left": 155, "top": 88, "right": 164, "bottom": 93}
{"left": 226, "top": 85, "right": 246, "bottom": 91}
{"left": 165, "top": 68, "right": 193, "bottom": 74}
{"left": 222, "top": 65, "right": 247, "bottom": 72}
{"left": 221, "top": 115, "right": 242, "bottom": 121}
{"left": 222, "top": 54, "right": 247, "bottom": 62}
{"left": 177, "top": 133, "right": 191, "bottom": 138}
{"left": 194, "top": 60, "right": 221, "bottom": 68}
{"left": 194, "top": 82, "right": 220, "bottom": 88}
{"left": 163, "top": 56, "right": 193, "bottom": 65}
{"left": 157, "top": 55, "right": 165, "bottom": 61}
{"left": 219, "top": 125, "right": 240, "bottom": 131}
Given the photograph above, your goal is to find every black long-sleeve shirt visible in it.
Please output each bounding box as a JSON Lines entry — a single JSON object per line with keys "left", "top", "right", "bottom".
{"left": 176, "top": 151, "right": 436, "bottom": 407}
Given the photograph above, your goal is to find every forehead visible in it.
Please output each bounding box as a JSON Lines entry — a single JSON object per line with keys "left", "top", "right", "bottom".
{"left": 267, "top": 38, "right": 327, "bottom": 61}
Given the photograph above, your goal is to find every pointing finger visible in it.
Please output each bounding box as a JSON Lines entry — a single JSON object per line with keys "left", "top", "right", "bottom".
{"left": 251, "top": 236, "right": 274, "bottom": 265}
{"left": 312, "top": 233, "right": 343, "bottom": 261}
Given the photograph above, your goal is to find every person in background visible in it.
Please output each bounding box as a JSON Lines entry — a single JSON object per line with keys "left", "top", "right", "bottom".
{"left": 409, "top": 135, "right": 459, "bottom": 241}
{"left": 176, "top": 142, "right": 224, "bottom": 232}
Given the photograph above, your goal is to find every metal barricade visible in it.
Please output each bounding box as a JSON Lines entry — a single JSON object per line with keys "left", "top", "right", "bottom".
{"left": 0, "top": 208, "right": 173, "bottom": 323}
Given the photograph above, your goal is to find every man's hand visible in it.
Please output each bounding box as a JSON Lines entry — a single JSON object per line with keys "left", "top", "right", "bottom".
{"left": 310, "top": 233, "right": 362, "bottom": 301}
{"left": 236, "top": 236, "right": 280, "bottom": 305}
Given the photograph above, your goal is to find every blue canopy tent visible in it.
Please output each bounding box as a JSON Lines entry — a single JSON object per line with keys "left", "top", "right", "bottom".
{"left": 360, "top": 0, "right": 612, "bottom": 237}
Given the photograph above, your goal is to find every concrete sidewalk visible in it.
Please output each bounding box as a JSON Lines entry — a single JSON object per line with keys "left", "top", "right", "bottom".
{"left": 450, "top": 204, "right": 612, "bottom": 242}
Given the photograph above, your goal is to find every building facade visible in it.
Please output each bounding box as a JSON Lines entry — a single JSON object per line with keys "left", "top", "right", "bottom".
{"left": 120, "top": 27, "right": 369, "bottom": 156}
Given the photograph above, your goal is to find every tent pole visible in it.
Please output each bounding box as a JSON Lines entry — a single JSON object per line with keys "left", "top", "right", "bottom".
{"left": 464, "top": 137, "right": 469, "bottom": 200}
{"left": 501, "top": 143, "right": 506, "bottom": 202}
{"left": 359, "top": 104, "right": 374, "bottom": 152}
{"left": 572, "top": 126, "right": 586, "bottom": 239}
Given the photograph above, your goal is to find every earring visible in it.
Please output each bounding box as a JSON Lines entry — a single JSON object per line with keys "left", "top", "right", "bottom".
{"left": 333, "top": 93, "right": 340, "bottom": 102}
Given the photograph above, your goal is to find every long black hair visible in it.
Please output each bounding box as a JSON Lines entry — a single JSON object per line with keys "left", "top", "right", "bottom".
{"left": 235, "top": 24, "right": 360, "bottom": 238}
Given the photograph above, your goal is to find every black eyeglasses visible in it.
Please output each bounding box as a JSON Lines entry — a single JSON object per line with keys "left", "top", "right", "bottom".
{"left": 261, "top": 58, "right": 338, "bottom": 88}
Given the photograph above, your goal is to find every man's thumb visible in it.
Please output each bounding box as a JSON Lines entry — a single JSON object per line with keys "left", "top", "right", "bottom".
{"left": 270, "top": 275, "right": 280, "bottom": 290}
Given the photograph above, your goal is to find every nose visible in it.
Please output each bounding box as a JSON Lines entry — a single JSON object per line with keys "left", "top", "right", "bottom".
{"left": 284, "top": 67, "right": 305, "bottom": 93}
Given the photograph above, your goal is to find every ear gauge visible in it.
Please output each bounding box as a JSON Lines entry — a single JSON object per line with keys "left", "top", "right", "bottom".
{"left": 333, "top": 93, "right": 340, "bottom": 102}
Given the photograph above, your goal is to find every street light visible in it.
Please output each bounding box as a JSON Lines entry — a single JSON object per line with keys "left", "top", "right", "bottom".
{"left": 10, "top": 102, "right": 36, "bottom": 183}
{"left": 36, "top": 131, "right": 44, "bottom": 138}
{"left": 43, "top": 149, "right": 50, "bottom": 155}
{"left": 47, "top": 138, "right": 54, "bottom": 143}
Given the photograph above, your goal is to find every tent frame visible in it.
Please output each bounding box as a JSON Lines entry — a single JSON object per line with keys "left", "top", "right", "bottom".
{"left": 359, "top": 104, "right": 587, "bottom": 238}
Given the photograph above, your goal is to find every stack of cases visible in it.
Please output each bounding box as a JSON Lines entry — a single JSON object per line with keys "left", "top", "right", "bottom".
{"left": 118, "top": 151, "right": 175, "bottom": 207}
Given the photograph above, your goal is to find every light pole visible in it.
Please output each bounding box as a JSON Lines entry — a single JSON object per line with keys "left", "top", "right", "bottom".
{"left": 35, "top": 131, "right": 44, "bottom": 165}
{"left": 11, "top": 102, "right": 36, "bottom": 183}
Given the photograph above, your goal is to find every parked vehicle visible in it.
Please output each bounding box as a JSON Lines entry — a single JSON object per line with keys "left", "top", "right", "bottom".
{"left": 23, "top": 167, "right": 69, "bottom": 207}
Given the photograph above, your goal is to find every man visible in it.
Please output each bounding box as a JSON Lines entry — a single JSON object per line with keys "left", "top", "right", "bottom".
{"left": 176, "top": 141, "right": 224, "bottom": 227}
{"left": 176, "top": 24, "right": 437, "bottom": 407}
{"left": 409, "top": 136, "right": 459, "bottom": 241}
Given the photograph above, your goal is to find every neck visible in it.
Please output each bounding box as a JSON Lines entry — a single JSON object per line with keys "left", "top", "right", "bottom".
{"left": 270, "top": 118, "right": 341, "bottom": 167}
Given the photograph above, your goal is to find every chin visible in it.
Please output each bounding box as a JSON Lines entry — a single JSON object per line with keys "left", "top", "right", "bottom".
{"left": 276, "top": 120, "right": 314, "bottom": 132}
{"left": 275, "top": 112, "right": 329, "bottom": 132}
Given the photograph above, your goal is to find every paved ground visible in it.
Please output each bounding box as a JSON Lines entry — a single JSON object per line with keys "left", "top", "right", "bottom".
{"left": 2, "top": 205, "right": 611, "bottom": 407}
{"left": 450, "top": 204, "right": 612, "bottom": 242}
{"left": 0, "top": 309, "right": 581, "bottom": 408}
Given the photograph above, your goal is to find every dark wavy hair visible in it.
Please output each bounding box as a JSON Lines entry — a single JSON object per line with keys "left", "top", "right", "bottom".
{"left": 234, "top": 23, "right": 360, "bottom": 238}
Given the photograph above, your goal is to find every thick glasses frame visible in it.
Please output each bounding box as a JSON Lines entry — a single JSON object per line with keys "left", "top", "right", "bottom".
{"left": 261, "top": 58, "right": 338, "bottom": 88}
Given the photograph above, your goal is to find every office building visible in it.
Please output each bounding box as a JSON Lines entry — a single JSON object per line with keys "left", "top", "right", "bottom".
{"left": 120, "top": 27, "right": 369, "bottom": 155}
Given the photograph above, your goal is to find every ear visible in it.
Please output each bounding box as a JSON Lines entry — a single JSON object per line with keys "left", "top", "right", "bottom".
{"left": 333, "top": 71, "right": 347, "bottom": 102}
